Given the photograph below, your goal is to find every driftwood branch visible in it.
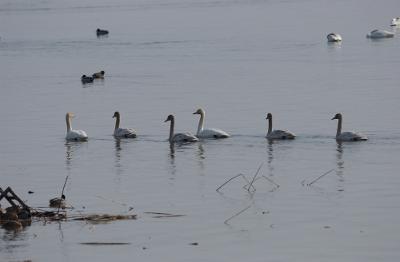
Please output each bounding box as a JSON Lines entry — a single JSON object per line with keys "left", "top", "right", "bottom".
{"left": 0, "top": 187, "right": 29, "bottom": 209}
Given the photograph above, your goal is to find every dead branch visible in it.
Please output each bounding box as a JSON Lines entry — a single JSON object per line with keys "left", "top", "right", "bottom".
{"left": 246, "top": 163, "right": 264, "bottom": 193}
{"left": 224, "top": 205, "right": 252, "bottom": 225}
{"left": 307, "top": 169, "right": 335, "bottom": 186}
{"left": 216, "top": 173, "right": 255, "bottom": 192}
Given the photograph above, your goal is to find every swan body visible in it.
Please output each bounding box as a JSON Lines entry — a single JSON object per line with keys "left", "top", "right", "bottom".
{"left": 327, "top": 33, "right": 342, "bottom": 42}
{"left": 96, "top": 28, "right": 109, "bottom": 36}
{"left": 65, "top": 112, "right": 88, "bottom": 141}
{"left": 165, "top": 114, "right": 198, "bottom": 143}
{"left": 81, "top": 75, "right": 94, "bottom": 84}
{"left": 92, "top": 70, "right": 105, "bottom": 79}
{"left": 113, "top": 111, "right": 137, "bottom": 138}
{"left": 193, "top": 108, "right": 230, "bottom": 139}
{"left": 391, "top": 17, "right": 400, "bottom": 26}
{"left": 331, "top": 113, "right": 367, "bottom": 141}
{"left": 265, "top": 113, "right": 295, "bottom": 140}
{"left": 367, "top": 29, "right": 394, "bottom": 39}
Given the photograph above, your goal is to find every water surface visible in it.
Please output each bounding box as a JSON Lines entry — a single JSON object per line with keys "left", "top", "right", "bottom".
{"left": 1, "top": 0, "right": 400, "bottom": 261}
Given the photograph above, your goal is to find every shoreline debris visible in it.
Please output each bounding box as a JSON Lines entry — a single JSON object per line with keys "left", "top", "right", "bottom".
{"left": 80, "top": 242, "right": 131, "bottom": 245}
{"left": 144, "top": 212, "right": 185, "bottom": 218}
{"left": 0, "top": 186, "right": 137, "bottom": 231}
{"left": 0, "top": 187, "right": 32, "bottom": 230}
{"left": 49, "top": 194, "right": 66, "bottom": 209}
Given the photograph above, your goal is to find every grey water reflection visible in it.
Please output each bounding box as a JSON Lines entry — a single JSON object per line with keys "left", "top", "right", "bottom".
{"left": 65, "top": 141, "right": 86, "bottom": 172}
{"left": 0, "top": 228, "right": 29, "bottom": 256}
{"left": 196, "top": 143, "right": 205, "bottom": 173}
{"left": 336, "top": 142, "right": 344, "bottom": 179}
{"left": 167, "top": 143, "right": 176, "bottom": 178}
{"left": 266, "top": 140, "right": 275, "bottom": 177}
{"left": 114, "top": 139, "right": 122, "bottom": 165}
{"left": 113, "top": 138, "right": 137, "bottom": 182}
{"left": 114, "top": 139, "right": 123, "bottom": 182}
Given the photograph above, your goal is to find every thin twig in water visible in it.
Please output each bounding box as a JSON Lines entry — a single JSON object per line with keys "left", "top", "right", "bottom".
{"left": 224, "top": 205, "right": 252, "bottom": 225}
{"left": 216, "top": 174, "right": 255, "bottom": 192}
{"left": 261, "top": 175, "right": 280, "bottom": 188}
{"left": 57, "top": 176, "right": 69, "bottom": 214}
{"left": 307, "top": 169, "right": 335, "bottom": 186}
{"left": 244, "top": 175, "right": 280, "bottom": 191}
{"left": 247, "top": 163, "right": 264, "bottom": 193}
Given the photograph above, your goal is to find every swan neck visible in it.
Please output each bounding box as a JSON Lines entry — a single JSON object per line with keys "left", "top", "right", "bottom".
{"left": 114, "top": 115, "right": 120, "bottom": 131}
{"left": 66, "top": 114, "right": 72, "bottom": 132}
{"left": 197, "top": 111, "right": 205, "bottom": 135}
{"left": 169, "top": 118, "right": 175, "bottom": 142}
{"left": 336, "top": 117, "right": 342, "bottom": 137}
{"left": 267, "top": 117, "right": 272, "bottom": 135}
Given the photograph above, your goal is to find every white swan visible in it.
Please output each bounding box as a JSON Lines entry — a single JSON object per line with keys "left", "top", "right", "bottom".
{"left": 65, "top": 112, "right": 88, "bottom": 141}
{"left": 331, "top": 113, "right": 367, "bottom": 141}
{"left": 327, "top": 33, "right": 342, "bottom": 42}
{"left": 391, "top": 17, "right": 400, "bottom": 26}
{"left": 265, "top": 113, "right": 295, "bottom": 140}
{"left": 366, "top": 29, "right": 394, "bottom": 39}
{"left": 193, "top": 108, "right": 230, "bottom": 139}
{"left": 113, "top": 111, "right": 137, "bottom": 138}
{"left": 164, "top": 114, "right": 198, "bottom": 143}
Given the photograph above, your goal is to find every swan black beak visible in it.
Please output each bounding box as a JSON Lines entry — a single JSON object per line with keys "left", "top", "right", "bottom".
{"left": 331, "top": 117, "right": 336, "bottom": 120}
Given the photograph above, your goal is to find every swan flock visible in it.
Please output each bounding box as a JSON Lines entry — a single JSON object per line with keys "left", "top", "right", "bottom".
{"left": 65, "top": 111, "right": 368, "bottom": 143}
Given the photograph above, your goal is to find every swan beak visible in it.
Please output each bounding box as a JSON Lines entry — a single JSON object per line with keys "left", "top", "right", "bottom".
{"left": 193, "top": 112, "right": 197, "bottom": 115}
{"left": 331, "top": 117, "right": 336, "bottom": 120}
{"left": 164, "top": 119, "right": 168, "bottom": 122}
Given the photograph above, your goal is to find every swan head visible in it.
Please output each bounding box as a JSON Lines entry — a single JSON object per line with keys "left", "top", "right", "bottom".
{"left": 100, "top": 70, "right": 105, "bottom": 75}
{"left": 193, "top": 108, "right": 204, "bottom": 115}
{"left": 112, "top": 111, "right": 120, "bottom": 118}
{"left": 164, "top": 114, "right": 174, "bottom": 122}
{"left": 66, "top": 112, "right": 75, "bottom": 119}
{"left": 266, "top": 113, "right": 272, "bottom": 120}
{"left": 331, "top": 113, "right": 342, "bottom": 120}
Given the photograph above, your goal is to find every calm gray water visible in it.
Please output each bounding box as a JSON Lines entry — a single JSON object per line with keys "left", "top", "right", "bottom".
{"left": 1, "top": 0, "right": 400, "bottom": 261}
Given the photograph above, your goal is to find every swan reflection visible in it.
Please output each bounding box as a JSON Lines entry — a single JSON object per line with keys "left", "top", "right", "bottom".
{"left": 336, "top": 142, "right": 344, "bottom": 180}
{"left": 266, "top": 140, "right": 275, "bottom": 176}
{"left": 65, "top": 141, "right": 86, "bottom": 171}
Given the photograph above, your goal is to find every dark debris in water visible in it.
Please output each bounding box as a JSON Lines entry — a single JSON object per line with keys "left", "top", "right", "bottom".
{"left": 144, "top": 211, "right": 185, "bottom": 218}
{"left": 71, "top": 214, "right": 137, "bottom": 223}
{"left": 80, "top": 242, "right": 131, "bottom": 245}
{"left": 0, "top": 186, "right": 137, "bottom": 231}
